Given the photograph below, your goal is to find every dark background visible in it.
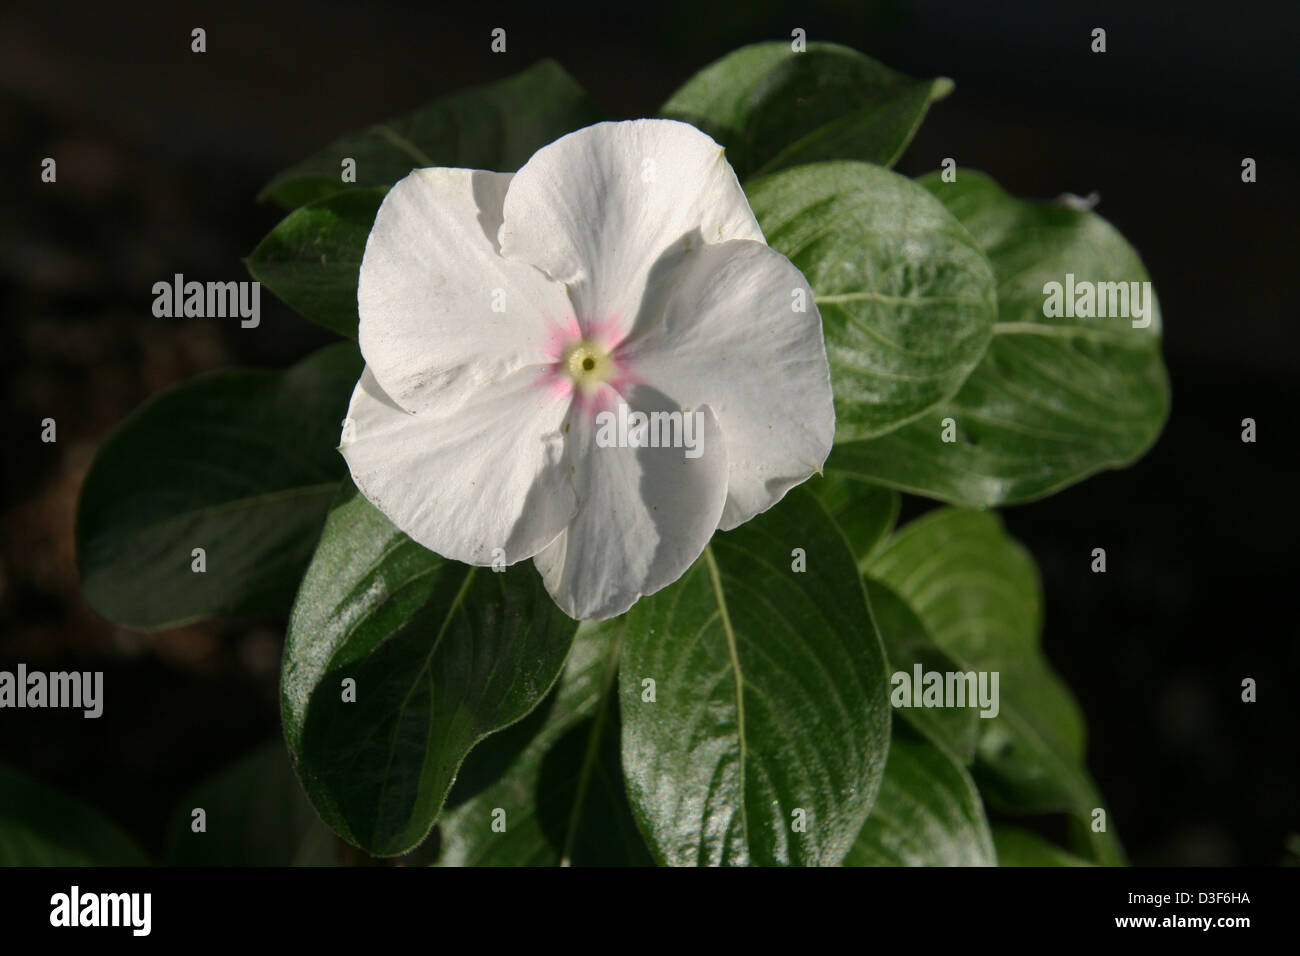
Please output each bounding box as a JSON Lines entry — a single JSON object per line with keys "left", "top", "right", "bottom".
{"left": 1, "top": 0, "right": 1296, "bottom": 865}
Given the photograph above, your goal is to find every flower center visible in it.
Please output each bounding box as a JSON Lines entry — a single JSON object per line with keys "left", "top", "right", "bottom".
{"left": 564, "top": 340, "right": 614, "bottom": 389}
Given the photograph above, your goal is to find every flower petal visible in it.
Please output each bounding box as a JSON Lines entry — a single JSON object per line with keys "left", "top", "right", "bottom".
{"left": 533, "top": 385, "right": 729, "bottom": 620}
{"left": 620, "top": 239, "right": 835, "bottom": 530}
{"left": 341, "top": 367, "right": 577, "bottom": 565}
{"left": 358, "top": 167, "right": 572, "bottom": 417}
{"left": 498, "top": 120, "right": 764, "bottom": 338}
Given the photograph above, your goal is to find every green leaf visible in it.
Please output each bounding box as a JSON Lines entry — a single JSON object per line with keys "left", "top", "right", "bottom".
{"left": 246, "top": 188, "right": 386, "bottom": 338}
{"left": 661, "top": 42, "right": 952, "bottom": 181}
{"left": 865, "top": 507, "right": 1124, "bottom": 864}
{"left": 805, "top": 471, "right": 899, "bottom": 569}
{"left": 843, "top": 732, "right": 995, "bottom": 866}
{"left": 260, "top": 60, "right": 601, "bottom": 209}
{"left": 747, "top": 162, "right": 997, "bottom": 442}
{"left": 620, "top": 488, "right": 890, "bottom": 866}
{"left": 164, "top": 741, "right": 336, "bottom": 865}
{"left": 76, "top": 343, "right": 362, "bottom": 630}
{"left": 993, "top": 826, "right": 1094, "bottom": 867}
{"left": 806, "top": 477, "right": 977, "bottom": 760}
{"left": 438, "top": 618, "right": 652, "bottom": 866}
{"left": 0, "top": 764, "right": 150, "bottom": 866}
{"left": 829, "top": 170, "right": 1170, "bottom": 506}
{"left": 282, "top": 481, "right": 579, "bottom": 857}
{"left": 866, "top": 578, "right": 979, "bottom": 763}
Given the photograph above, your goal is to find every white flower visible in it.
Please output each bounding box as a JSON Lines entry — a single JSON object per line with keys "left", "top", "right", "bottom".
{"left": 341, "top": 120, "right": 834, "bottom": 620}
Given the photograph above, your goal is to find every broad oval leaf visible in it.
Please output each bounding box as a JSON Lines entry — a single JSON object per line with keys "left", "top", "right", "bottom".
{"left": 866, "top": 578, "right": 979, "bottom": 763}
{"left": 437, "top": 619, "right": 652, "bottom": 866}
{"left": 865, "top": 507, "right": 1124, "bottom": 864}
{"left": 843, "top": 732, "right": 995, "bottom": 866}
{"left": 620, "top": 487, "right": 890, "bottom": 866}
{"left": 77, "top": 343, "right": 362, "bottom": 630}
{"left": 661, "top": 42, "right": 952, "bottom": 181}
{"left": 811, "top": 471, "right": 978, "bottom": 760}
{"left": 747, "top": 162, "right": 997, "bottom": 442}
{"left": 282, "top": 481, "right": 578, "bottom": 857}
{"left": 260, "top": 60, "right": 601, "bottom": 208}
{"left": 830, "top": 170, "right": 1170, "bottom": 506}
{"left": 0, "top": 763, "right": 150, "bottom": 866}
{"left": 246, "top": 188, "right": 386, "bottom": 338}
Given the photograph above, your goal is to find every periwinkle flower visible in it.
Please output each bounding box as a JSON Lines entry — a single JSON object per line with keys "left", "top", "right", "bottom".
{"left": 342, "top": 120, "right": 833, "bottom": 619}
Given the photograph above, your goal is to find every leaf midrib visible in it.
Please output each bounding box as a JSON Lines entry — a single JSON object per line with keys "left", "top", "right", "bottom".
{"left": 704, "top": 545, "right": 748, "bottom": 858}
{"left": 371, "top": 566, "right": 478, "bottom": 843}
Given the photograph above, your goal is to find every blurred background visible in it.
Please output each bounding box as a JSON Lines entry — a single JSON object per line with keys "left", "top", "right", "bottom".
{"left": 1, "top": 0, "right": 1296, "bottom": 864}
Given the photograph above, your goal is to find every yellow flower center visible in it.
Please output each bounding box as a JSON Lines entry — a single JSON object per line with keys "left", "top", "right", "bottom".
{"left": 564, "top": 340, "right": 613, "bottom": 388}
